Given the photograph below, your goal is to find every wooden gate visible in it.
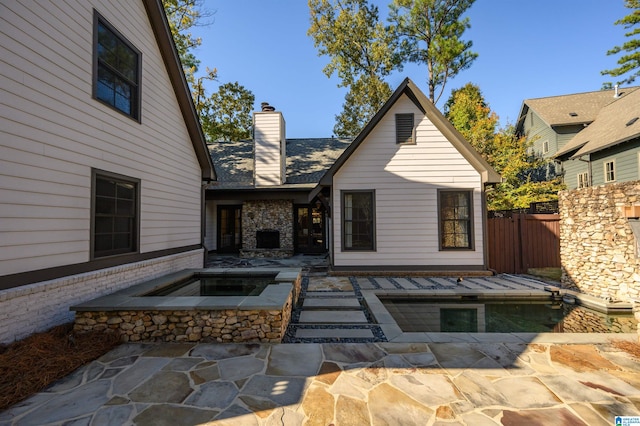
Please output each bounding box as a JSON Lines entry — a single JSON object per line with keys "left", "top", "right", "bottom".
{"left": 487, "top": 213, "right": 560, "bottom": 274}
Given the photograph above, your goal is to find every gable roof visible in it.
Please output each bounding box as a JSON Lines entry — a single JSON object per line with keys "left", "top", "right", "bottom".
{"left": 555, "top": 88, "right": 640, "bottom": 159}
{"left": 208, "top": 138, "right": 352, "bottom": 190}
{"left": 515, "top": 87, "right": 639, "bottom": 133}
{"left": 142, "top": 0, "right": 215, "bottom": 181}
{"left": 314, "top": 77, "right": 501, "bottom": 194}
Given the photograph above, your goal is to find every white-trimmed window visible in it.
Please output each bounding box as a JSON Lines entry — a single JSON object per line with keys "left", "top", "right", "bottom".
{"left": 542, "top": 140, "right": 549, "bottom": 155}
{"left": 577, "top": 172, "right": 589, "bottom": 189}
{"left": 604, "top": 160, "right": 616, "bottom": 183}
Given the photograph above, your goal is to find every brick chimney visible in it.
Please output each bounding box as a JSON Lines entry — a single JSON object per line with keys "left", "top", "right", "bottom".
{"left": 253, "top": 102, "right": 286, "bottom": 186}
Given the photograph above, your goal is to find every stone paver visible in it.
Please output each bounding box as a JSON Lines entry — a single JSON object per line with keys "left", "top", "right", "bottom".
{"left": 302, "top": 298, "right": 361, "bottom": 308}
{"left": 4, "top": 256, "right": 640, "bottom": 424}
{"left": 299, "top": 310, "right": 368, "bottom": 324}
{"left": 2, "top": 342, "right": 640, "bottom": 425}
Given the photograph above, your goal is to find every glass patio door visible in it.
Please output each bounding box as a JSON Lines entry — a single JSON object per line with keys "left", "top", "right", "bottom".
{"left": 217, "top": 205, "right": 242, "bottom": 253}
{"left": 294, "top": 205, "right": 325, "bottom": 253}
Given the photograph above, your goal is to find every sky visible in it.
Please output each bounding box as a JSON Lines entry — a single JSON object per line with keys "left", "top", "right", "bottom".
{"left": 190, "top": 0, "right": 631, "bottom": 138}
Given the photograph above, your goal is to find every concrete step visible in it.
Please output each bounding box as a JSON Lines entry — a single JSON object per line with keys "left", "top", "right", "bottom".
{"left": 302, "top": 298, "right": 361, "bottom": 309}
{"left": 305, "top": 291, "right": 356, "bottom": 298}
{"left": 298, "top": 310, "right": 368, "bottom": 324}
{"left": 294, "top": 328, "right": 374, "bottom": 339}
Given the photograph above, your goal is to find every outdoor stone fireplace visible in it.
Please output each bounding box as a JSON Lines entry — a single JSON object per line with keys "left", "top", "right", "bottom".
{"left": 241, "top": 199, "right": 294, "bottom": 258}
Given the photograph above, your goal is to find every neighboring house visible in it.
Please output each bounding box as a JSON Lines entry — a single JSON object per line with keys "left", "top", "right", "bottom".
{"left": 515, "top": 87, "right": 639, "bottom": 180}
{"left": 205, "top": 107, "right": 351, "bottom": 256}
{"left": 555, "top": 88, "right": 640, "bottom": 189}
{"left": 0, "top": 0, "right": 215, "bottom": 343}
{"left": 208, "top": 78, "right": 501, "bottom": 272}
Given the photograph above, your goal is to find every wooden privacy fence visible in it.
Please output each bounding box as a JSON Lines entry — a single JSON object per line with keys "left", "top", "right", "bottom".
{"left": 487, "top": 213, "right": 560, "bottom": 274}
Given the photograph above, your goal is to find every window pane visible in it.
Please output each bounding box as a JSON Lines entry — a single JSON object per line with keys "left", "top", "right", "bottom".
{"left": 116, "top": 199, "right": 134, "bottom": 216}
{"left": 114, "top": 217, "right": 131, "bottom": 233}
{"left": 440, "top": 191, "right": 472, "bottom": 249}
{"left": 93, "top": 172, "right": 137, "bottom": 257}
{"left": 95, "top": 196, "right": 115, "bottom": 215}
{"left": 95, "top": 217, "right": 113, "bottom": 233}
{"left": 94, "top": 234, "right": 113, "bottom": 252}
{"left": 95, "top": 17, "right": 138, "bottom": 119}
{"left": 113, "top": 233, "right": 131, "bottom": 250}
{"left": 343, "top": 191, "right": 374, "bottom": 250}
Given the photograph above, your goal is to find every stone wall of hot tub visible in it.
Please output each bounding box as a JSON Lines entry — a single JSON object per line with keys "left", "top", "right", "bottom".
{"left": 74, "top": 293, "right": 292, "bottom": 343}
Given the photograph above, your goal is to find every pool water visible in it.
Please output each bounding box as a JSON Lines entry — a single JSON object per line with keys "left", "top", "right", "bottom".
{"left": 381, "top": 299, "right": 637, "bottom": 333}
{"left": 144, "top": 274, "right": 277, "bottom": 297}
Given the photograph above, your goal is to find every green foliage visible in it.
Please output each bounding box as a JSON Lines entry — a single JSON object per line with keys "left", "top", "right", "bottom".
{"left": 602, "top": 0, "right": 640, "bottom": 85}
{"left": 444, "top": 85, "right": 565, "bottom": 210}
{"left": 162, "top": 0, "right": 203, "bottom": 77}
{"left": 200, "top": 82, "right": 255, "bottom": 142}
{"left": 389, "top": 0, "right": 478, "bottom": 103}
{"left": 444, "top": 83, "right": 497, "bottom": 155}
{"left": 308, "top": 0, "right": 400, "bottom": 136}
{"left": 162, "top": 1, "right": 255, "bottom": 143}
{"left": 334, "top": 75, "right": 393, "bottom": 137}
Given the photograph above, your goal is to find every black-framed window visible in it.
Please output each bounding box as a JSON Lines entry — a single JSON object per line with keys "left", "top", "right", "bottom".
{"left": 439, "top": 190, "right": 473, "bottom": 250}
{"left": 93, "top": 11, "right": 141, "bottom": 120}
{"left": 396, "top": 113, "right": 415, "bottom": 144}
{"left": 342, "top": 190, "right": 375, "bottom": 251}
{"left": 92, "top": 169, "right": 140, "bottom": 258}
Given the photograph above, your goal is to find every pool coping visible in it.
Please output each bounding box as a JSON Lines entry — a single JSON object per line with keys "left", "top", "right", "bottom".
{"left": 361, "top": 290, "right": 639, "bottom": 344}
{"left": 70, "top": 268, "right": 302, "bottom": 312}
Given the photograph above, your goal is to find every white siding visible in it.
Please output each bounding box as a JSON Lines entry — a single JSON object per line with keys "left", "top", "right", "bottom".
{"left": 332, "top": 95, "right": 485, "bottom": 267}
{"left": 254, "top": 112, "right": 285, "bottom": 186}
{"left": 0, "top": 1, "right": 202, "bottom": 276}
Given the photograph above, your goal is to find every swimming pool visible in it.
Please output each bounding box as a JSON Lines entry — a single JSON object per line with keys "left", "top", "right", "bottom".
{"left": 380, "top": 298, "right": 637, "bottom": 333}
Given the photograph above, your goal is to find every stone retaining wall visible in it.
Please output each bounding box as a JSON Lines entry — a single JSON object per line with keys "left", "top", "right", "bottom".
{"left": 73, "top": 293, "right": 293, "bottom": 343}
{"left": 559, "top": 181, "right": 640, "bottom": 303}
{"left": 560, "top": 306, "right": 637, "bottom": 333}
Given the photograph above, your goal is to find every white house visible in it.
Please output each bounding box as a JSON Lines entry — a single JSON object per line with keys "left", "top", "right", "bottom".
{"left": 0, "top": 0, "right": 215, "bottom": 343}
{"left": 311, "top": 78, "right": 501, "bottom": 271}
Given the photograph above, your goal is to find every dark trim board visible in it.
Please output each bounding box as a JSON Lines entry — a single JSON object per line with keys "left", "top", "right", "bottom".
{"left": 0, "top": 245, "right": 202, "bottom": 291}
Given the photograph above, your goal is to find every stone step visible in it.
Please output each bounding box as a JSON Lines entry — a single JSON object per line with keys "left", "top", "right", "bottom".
{"left": 302, "top": 298, "right": 361, "bottom": 309}
{"left": 294, "top": 328, "right": 375, "bottom": 339}
{"left": 298, "top": 310, "right": 368, "bottom": 324}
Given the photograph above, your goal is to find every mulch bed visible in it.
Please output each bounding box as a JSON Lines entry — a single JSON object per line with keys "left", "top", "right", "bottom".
{"left": 0, "top": 323, "right": 120, "bottom": 411}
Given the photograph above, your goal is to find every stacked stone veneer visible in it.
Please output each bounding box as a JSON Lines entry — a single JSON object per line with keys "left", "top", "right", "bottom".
{"left": 0, "top": 249, "right": 203, "bottom": 344}
{"left": 559, "top": 181, "right": 640, "bottom": 303}
{"left": 560, "top": 306, "right": 637, "bottom": 333}
{"left": 241, "top": 199, "right": 294, "bottom": 258}
{"left": 74, "top": 296, "right": 292, "bottom": 343}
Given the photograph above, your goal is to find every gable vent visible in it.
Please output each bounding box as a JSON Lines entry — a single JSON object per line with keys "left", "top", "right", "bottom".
{"left": 626, "top": 117, "right": 639, "bottom": 127}
{"left": 396, "top": 113, "right": 415, "bottom": 144}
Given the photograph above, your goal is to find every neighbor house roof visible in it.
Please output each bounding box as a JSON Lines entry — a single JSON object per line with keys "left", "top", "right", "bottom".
{"left": 515, "top": 87, "right": 639, "bottom": 132}
{"left": 555, "top": 88, "right": 640, "bottom": 159}
{"left": 142, "top": 0, "right": 215, "bottom": 181}
{"left": 312, "top": 77, "right": 501, "bottom": 199}
{"left": 208, "top": 138, "right": 352, "bottom": 190}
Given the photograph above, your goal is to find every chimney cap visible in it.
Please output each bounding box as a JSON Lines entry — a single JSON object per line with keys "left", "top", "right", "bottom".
{"left": 261, "top": 102, "right": 275, "bottom": 112}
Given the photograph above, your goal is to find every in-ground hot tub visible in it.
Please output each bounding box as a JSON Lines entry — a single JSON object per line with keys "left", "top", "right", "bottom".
{"left": 71, "top": 268, "right": 302, "bottom": 343}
